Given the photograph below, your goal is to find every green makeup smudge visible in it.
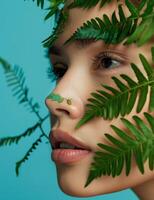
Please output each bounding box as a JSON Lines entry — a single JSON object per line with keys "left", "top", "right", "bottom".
{"left": 46, "top": 92, "right": 64, "bottom": 103}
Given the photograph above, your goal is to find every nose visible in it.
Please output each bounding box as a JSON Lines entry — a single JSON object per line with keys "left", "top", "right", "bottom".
{"left": 45, "top": 90, "right": 84, "bottom": 120}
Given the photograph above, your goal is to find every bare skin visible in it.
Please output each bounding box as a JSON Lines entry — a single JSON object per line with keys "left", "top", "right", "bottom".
{"left": 45, "top": 1, "right": 154, "bottom": 199}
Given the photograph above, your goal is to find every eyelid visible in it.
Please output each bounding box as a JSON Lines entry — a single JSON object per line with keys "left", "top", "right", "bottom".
{"left": 96, "top": 50, "right": 130, "bottom": 62}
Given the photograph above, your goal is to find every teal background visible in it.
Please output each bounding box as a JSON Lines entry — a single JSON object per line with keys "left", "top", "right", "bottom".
{"left": 0, "top": 1, "right": 139, "bottom": 199}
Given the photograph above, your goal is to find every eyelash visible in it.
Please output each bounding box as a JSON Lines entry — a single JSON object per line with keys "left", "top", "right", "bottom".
{"left": 47, "top": 52, "right": 125, "bottom": 81}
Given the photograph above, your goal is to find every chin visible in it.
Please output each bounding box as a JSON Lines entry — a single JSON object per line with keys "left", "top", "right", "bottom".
{"left": 54, "top": 154, "right": 143, "bottom": 197}
{"left": 54, "top": 154, "right": 123, "bottom": 197}
{"left": 57, "top": 173, "right": 101, "bottom": 197}
{"left": 55, "top": 154, "right": 99, "bottom": 197}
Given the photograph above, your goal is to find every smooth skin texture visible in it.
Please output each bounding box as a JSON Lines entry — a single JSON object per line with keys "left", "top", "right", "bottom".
{"left": 45, "top": 1, "right": 154, "bottom": 199}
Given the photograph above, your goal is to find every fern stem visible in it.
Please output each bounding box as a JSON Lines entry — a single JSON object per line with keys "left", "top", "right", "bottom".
{"left": 27, "top": 96, "right": 42, "bottom": 121}
{"left": 38, "top": 113, "right": 50, "bottom": 140}
{"left": 38, "top": 124, "right": 49, "bottom": 140}
{"left": 41, "top": 113, "right": 50, "bottom": 123}
{"left": 40, "top": 114, "right": 49, "bottom": 140}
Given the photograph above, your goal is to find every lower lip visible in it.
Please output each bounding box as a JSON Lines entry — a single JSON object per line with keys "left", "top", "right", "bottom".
{"left": 52, "top": 149, "right": 91, "bottom": 164}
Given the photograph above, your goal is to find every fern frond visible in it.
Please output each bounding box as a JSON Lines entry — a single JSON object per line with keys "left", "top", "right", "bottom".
{"left": 0, "top": 58, "right": 40, "bottom": 115}
{"left": 0, "top": 122, "right": 39, "bottom": 147}
{"left": 68, "top": 0, "right": 112, "bottom": 9}
{"left": 16, "top": 134, "right": 44, "bottom": 176}
{"left": 85, "top": 112, "right": 154, "bottom": 187}
{"left": 65, "top": 4, "right": 137, "bottom": 45}
{"left": 25, "top": 0, "right": 44, "bottom": 9}
{"left": 75, "top": 50, "right": 154, "bottom": 129}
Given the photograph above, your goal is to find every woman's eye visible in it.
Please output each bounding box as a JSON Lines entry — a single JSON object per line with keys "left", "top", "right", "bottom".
{"left": 53, "top": 63, "right": 67, "bottom": 77}
{"left": 47, "top": 62, "right": 67, "bottom": 81}
{"left": 93, "top": 52, "right": 123, "bottom": 70}
{"left": 100, "top": 57, "right": 119, "bottom": 69}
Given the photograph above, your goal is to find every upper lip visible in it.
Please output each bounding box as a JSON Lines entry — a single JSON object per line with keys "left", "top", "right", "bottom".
{"left": 49, "top": 129, "right": 91, "bottom": 151}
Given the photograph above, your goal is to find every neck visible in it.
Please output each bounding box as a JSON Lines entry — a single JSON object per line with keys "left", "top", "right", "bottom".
{"left": 132, "top": 179, "right": 154, "bottom": 200}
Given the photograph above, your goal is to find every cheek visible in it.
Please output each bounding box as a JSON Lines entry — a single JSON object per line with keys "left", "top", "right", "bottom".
{"left": 54, "top": 92, "right": 152, "bottom": 198}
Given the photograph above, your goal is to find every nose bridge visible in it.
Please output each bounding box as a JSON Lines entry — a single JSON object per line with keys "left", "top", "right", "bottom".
{"left": 45, "top": 66, "right": 86, "bottom": 120}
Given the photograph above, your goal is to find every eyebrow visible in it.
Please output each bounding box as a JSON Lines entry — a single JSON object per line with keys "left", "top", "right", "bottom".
{"left": 48, "top": 39, "right": 96, "bottom": 56}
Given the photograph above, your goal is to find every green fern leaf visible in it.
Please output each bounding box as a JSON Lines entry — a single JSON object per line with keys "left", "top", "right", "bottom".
{"left": 0, "top": 122, "right": 39, "bottom": 147}
{"left": 125, "top": 0, "right": 139, "bottom": 19}
{"left": 141, "top": 0, "right": 154, "bottom": 18}
{"left": 75, "top": 111, "right": 95, "bottom": 129}
{"left": 118, "top": 4, "right": 126, "bottom": 22}
{"left": 139, "top": 54, "right": 154, "bottom": 112}
{"left": 75, "top": 50, "right": 154, "bottom": 129}
{"left": 85, "top": 112, "right": 154, "bottom": 187}
{"left": 44, "top": 7, "right": 58, "bottom": 21}
{"left": 137, "top": 0, "right": 147, "bottom": 11}
{"left": 16, "top": 134, "right": 43, "bottom": 176}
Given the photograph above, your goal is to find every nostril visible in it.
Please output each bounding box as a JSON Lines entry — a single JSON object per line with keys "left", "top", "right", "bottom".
{"left": 56, "top": 108, "right": 70, "bottom": 115}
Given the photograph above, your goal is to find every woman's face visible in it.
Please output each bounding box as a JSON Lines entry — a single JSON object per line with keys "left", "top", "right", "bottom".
{"left": 45, "top": 1, "right": 154, "bottom": 197}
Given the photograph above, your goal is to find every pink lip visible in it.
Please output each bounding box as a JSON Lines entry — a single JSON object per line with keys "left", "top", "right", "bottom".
{"left": 52, "top": 149, "right": 91, "bottom": 164}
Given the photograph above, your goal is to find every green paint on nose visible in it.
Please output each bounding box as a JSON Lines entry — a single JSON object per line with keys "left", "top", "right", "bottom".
{"left": 47, "top": 92, "right": 64, "bottom": 103}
